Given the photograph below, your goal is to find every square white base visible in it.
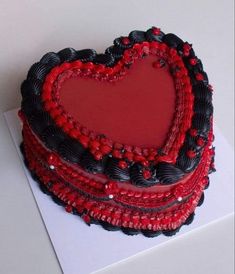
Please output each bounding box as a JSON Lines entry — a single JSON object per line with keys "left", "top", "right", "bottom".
{"left": 4, "top": 109, "right": 234, "bottom": 274}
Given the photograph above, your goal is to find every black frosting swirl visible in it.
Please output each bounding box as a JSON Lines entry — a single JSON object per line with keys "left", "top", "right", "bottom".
{"left": 105, "top": 158, "right": 130, "bottom": 181}
{"left": 176, "top": 147, "right": 201, "bottom": 173}
{"left": 145, "top": 27, "right": 164, "bottom": 42}
{"left": 21, "top": 79, "right": 42, "bottom": 97}
{"left": 58, "top": 139, "right": 85, "bottom": 163}
{"left": 129, "top": 30, "right": 147, "bottom": 43}
{"left": 57, "top": 48, "right": 78, "bottom": 62}
{"left": 27, "top": 62, "right": 53, "bottom": 80}
{"left": 80, "top": 151, "right": 106, "bottom": 174}
{"left": 162, "top": 33, "right": 184, "bottom": 48}
{"left": 130, "top": 163, "right": 159, "bottom": 187}
{"left": 155, "top": 162, "right": 185, "bottom": 184}
{"left": 93, "top": 53, "right": 115, "bottom": 67}
{"left": 42, "top": 125, "right": 66, "bottom": 150}
{"left": 40, "top": 52, "right": 61, "bottom": 66}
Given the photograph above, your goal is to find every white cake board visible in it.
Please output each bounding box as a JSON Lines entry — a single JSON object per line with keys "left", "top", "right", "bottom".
{"left": 4, "top": 109, "right": 234, "bottom": 274}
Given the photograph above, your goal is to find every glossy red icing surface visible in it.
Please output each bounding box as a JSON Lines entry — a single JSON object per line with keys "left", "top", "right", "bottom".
{"left": 59, "top": 55, "right": 176, "bottom": 148}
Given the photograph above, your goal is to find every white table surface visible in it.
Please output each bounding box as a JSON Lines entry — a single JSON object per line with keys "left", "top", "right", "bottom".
{"left": 0, "top": 1, "right": 234, "bottom": 274}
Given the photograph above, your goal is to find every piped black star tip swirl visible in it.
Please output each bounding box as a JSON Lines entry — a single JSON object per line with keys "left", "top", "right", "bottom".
{"left": 57, "top": 48, "right": 78, "bottom": 62}
{"left": 184, "top": 213, "right": 195, "bottom": 225}
{"left": 21, "top": 79, "right": 43, "bottom": 97}
{"left": 204, "top": 176, "right": 210, "bottom": 190}
{"left": 51, "top": 194, "right": 67, "bottom": 207}
{"left": 162, "top": 33, "right": 184, "bottom": 48}
{"left": 58, "top": 139, "right": 85, "bottom": 163}
{"left": 105, "top": 45, "right": 125, "bottom": 60}
{"left": 192, "top": 83, "right": 213, "bottom": 102}
{"left": 28, "top": 111, "right": 53, "bottom": 135}
{"left": 162, "top": 227, "right": 181, "bottom": 237}
{"left": 128, "top": 30, "right": 147, "bottom": 43}
{"left": 121, "top": 227, "right": 139, "bottom": 236}
{"left": 176, "top": 148, "right": 201, "bottom": 173}
{"left": 197, "top": 192, "right": 205, "bottom": 207}
{"left": 105, "top": 158, "right": 130, "bottom": 181}
{"left": 76, "top": 49, "right": 97, "bottom": 62}
{"left": 113, "top": 37, "right": 134, "bottom": 50}
{"left": 21, "top": 95, "right": 42, "bottom": 116}
{"left": 194, "top": 100, "right": 213, "bottom": 117}
{"left": 39, "top": 181, "right": 51, "bottom": 195}
{"left": 130, "top": 164, "right": 159, "bottom": 187}
{"left": 27, "top": 62, "right": 53, "bottom": 81}
{"left": 155, "top": 162, "right": 185, "bottom": 185}
{"left": 93, "top": 53, "right": 115, "bottom": 67}
{"left": 145, "top": 27, "right": 165, "bottom": 42}
{"left": 141, "top": 229, "right": 162, "bottom": 238}
{"left": 80, "top": 151, "right": 107, "bottom": 174}
{"left": 40, "top": 52, "right": 61, "bottom": 66}
{"left": 192, "top": 114, "right": 210, "bottom": 134}
{"left": 41, "top": 125, "right": 66, "bottom": 150}
{"left": 99, "top": 221, "right": 121, "bottom": 231}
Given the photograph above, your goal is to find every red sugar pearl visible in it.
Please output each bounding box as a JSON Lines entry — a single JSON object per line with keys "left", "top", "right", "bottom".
{"left": 141, "top": 160, "right": 149, "bottom": 167}
{"left": 143, "top": 169, "right": 151, "bottom": 180}
{"left": 189, "top": 58, "right": 197, "bottom": 65}
{"left": 94, "top": 151, "right": 102, "bottom": 161}
{"left": 183, "top": 43, "right": 192, "bottom": 52}
{"left": 197, "top": 137, "right": 205, "bottom": 146}
{"left": 195, "top": 73, "right": 204, "bottom": 81}
{"left": 118, "top": 160, "right": 128, "bottom": 169}
{"left": 122, "top": 37, "right": 130, "bottom": 45}
{"left": 152, "top": 27, "right": 161, "bottom": 35}
{"left": 186, "top": 150, "right": 196, "bottom": 158}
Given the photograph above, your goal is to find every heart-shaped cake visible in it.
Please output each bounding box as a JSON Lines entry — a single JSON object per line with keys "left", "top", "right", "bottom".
{"left": 19, "top": 27, "right": 215, "bottom": 237}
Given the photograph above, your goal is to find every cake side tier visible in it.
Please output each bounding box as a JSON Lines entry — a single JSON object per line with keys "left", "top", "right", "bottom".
{"left": 20, "top": 112, "right": 214, "bottom": 234}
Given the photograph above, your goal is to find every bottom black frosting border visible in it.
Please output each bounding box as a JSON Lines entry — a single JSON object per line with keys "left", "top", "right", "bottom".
{"left": 20, "top": 142, "right": 211, "bottom": 238}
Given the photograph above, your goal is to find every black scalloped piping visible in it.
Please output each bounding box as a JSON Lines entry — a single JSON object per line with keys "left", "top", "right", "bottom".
{"left": 20, "top": 142, "right": 207, "bottom": 237}
{"left": 20, "top": 27, "right": 214, "bottom": 186}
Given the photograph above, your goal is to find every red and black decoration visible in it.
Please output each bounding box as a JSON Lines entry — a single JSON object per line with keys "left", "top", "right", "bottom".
{"left": 20, "top": 27, "right": 215, "bottom": 237}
